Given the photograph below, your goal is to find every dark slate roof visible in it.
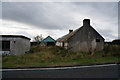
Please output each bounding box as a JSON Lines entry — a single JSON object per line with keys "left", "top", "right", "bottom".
{"left": 61, "top": 28, "right": 81, "bottom": 42}
{"left": 56, "top": 28, "right": 80, "bottom": 42}
{"left": 112, "top": 39, "right": 120, "bottom": 44}
{"left": 56, "top": 34, "right": 69, "bottom": 42}
{"left": 0, "top": 35, "right": 31, "bottom": 40}
{"left": 112, "top": 39, "right": 120, "bottom": 42}
{"left": 42, "top": 36, "right": 55, "bottom": 42}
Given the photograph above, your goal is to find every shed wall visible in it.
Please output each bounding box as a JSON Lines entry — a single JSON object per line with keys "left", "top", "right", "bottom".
{"left": 0, "top": 37, "right": 30, "bottom": 55}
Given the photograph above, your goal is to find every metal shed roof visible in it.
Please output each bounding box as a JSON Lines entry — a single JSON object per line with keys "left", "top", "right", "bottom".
{"left": 0, "top": 35, "right": 31, "bottom": 40}
{"left": 42, "top": 36, "right": 55, "bottom": 42}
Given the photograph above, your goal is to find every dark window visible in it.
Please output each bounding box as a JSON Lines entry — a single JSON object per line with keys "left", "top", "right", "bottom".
{"left": 47, "top": 42, "right": 55, "bottom": 46}
{"left": 62, "top": 42, "right": 64, "bottom": 47}
{"left": 14, "top": 41, "right": 16, "bottom": 43}
{"left": 2, "top": 41, "right": 10, "bottom": 51}
{"left": 96, "top": 39, "right": 100, "bottom": 42}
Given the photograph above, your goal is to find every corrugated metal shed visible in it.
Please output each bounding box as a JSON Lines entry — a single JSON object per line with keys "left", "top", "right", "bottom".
{"left": 40, "top": 36, "right": 55, "bottom": 46}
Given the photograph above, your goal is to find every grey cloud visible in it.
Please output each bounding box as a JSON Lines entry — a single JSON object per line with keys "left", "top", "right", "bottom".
{"left": 2, "top": 2, "right": 77, "bottom": 30}
{"left": 2, "top": 2, "right": 117, "bottom": 29}
{"left": 14, "top": 31, "right": 34, "bottom": 40}
{"left": 118, "top": 1, "right": 120, "bottom": 39}
{"left": 99, "top": 29, "right": 117, "bottom": 39}
{"left": 2, "top": 2, "right": 118, "bottom": 41}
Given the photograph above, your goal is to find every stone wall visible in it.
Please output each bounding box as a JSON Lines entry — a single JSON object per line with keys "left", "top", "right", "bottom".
{"left": 68, "top": 19, "right": 104, "bottom": 52}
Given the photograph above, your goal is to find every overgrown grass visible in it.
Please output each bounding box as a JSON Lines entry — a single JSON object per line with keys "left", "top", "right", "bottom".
{"left": 2, "top": 45, "right": 120, "bottom": 68}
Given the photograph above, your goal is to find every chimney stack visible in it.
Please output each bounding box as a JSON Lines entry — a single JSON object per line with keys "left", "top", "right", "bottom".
{"left": 83, "top": 19, "right": 90, "bottom": 26}
{"left": 69, "top": 29, "right": 73, "bottom": 33}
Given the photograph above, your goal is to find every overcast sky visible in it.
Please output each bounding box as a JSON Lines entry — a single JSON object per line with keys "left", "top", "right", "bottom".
{"left": 0, "top": 2, "right": 118, "bottom": 41}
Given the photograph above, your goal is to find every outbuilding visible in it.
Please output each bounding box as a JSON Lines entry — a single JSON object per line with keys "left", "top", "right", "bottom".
{"left": 40, "top": 36, "right": 55, "bottom": 46}
{"left": 56, "top": 19, "right": 105, "bottom": 53}
{"left": 0, "top": 35, "right": 31, "bottom": 55}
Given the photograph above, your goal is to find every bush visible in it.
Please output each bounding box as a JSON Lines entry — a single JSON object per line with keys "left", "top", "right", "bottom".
{"left": 103, "top": 44, "right": 120, "bottom": 57}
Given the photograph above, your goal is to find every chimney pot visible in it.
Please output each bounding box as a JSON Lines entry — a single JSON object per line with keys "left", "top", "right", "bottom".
{"left": 83, "top": 19, "right": 90, "bottom": 26}
{"left": 69, "top": 29, "right": 73, "bottom": 33}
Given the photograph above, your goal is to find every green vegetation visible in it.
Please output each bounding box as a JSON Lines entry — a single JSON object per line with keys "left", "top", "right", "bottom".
{"left": 2, "top": 44, "right": 120, "bottom": 68}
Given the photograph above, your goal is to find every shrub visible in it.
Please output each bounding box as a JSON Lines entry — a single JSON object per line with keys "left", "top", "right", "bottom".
{"left": 103, "top": 44, "right": 120, "bottom": 57}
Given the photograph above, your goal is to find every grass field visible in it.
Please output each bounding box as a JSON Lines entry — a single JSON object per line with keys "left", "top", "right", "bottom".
{"left": 2, "top": 44, "right": 120, "bottom": 68}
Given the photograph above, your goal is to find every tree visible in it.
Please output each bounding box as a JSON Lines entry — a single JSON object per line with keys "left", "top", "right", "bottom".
{"left": 33, "top": 34, "right": 43, "bottom": 44}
